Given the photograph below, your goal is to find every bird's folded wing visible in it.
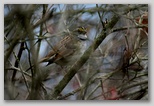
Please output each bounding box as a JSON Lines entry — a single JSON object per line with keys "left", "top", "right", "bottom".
{"left": 39, "top": 35, "right": 77, "bottom": 63}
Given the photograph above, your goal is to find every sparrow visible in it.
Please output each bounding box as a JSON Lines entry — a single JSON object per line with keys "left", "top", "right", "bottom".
{"left": 39, "top": 26, "right": 88, "bottom": 66}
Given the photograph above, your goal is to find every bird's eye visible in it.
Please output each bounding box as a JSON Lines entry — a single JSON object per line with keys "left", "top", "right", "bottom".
{"left": 77, "top": 27, "right": 87, "bottom": 34}
{"left": 81, "top": 27, "right": 87, "bottom": 31}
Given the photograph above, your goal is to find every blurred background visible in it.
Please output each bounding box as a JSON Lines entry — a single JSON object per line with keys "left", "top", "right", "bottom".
{"left": 4, "top": 4, "right": 148, "bottom": 100}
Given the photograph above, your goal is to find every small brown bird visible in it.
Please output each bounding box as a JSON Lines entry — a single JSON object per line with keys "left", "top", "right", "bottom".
{"left": 39, "top": 26, "right": 88, "bottom": 66}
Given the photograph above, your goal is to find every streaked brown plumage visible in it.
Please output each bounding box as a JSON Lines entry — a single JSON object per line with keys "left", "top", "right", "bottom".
{"left": 39, "top": 27, "right": 88, "bottom": 66}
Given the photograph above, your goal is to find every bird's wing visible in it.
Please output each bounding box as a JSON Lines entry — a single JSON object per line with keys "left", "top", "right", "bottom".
{"left": 39, "top": 35, "right": 77, "bottom": 63}
{"left": 50, "top": 36, "right": 77, "bottom": 62}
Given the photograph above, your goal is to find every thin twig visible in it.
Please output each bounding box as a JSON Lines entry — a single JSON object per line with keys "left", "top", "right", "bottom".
{"left": 96, "top": 4, "right": 105, "bottom": 28}
{"left": 85, "top": 82, "right": 101, "bottom": 100}
{"left": 4, "top": 36, "right": 30, "bottom": 93}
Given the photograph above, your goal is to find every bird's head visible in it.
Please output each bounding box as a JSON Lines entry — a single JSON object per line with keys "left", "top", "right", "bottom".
{"left": 73, "top": 26, "right": 88, "bottom": 40}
